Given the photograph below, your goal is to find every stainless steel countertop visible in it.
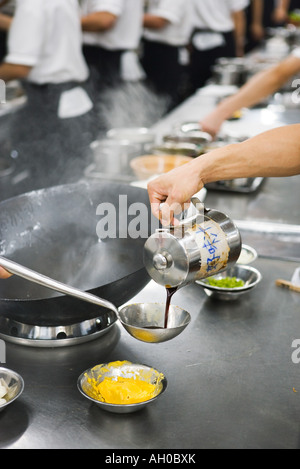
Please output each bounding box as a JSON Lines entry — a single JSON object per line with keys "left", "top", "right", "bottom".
{"left": 1, "top": 260, "right": 300, "bottom": 449}
{"left": 1, "top": 89, "right": 299, "bottom": 450}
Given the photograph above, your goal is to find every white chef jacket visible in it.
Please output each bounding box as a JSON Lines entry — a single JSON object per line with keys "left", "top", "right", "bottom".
{"left": 80, "top": 0, "right": 144, "bottom": 50}
{"left": 5, "top": 0, "right": 89, "bottom": 85}
{"left": 143, "top": 0, "right": 193, "bottom": 47}
{"left": 191, "top": 0, "right": 249, "bottom": 33}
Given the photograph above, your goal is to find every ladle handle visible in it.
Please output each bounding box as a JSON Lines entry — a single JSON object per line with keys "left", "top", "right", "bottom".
{"left": 0, "top": 256, "right": 119, "bottom": 315}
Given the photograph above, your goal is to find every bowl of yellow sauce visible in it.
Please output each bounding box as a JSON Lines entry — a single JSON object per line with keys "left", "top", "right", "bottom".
{"left": 77, "top": 360, "right": 167, "bottom": 413}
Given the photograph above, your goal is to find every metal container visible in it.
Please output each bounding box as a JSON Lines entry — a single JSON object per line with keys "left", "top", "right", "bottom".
{"left": 163, "top": 131, "right": 212, "bottom": 147}
{"left": 118, "top": 303, "right": 191, "bottom": 343}
{"left": 144, "top": 202, "right": 241, "bottom": 288}
{"left": 196, "top": 265, "right": 262, "bottom": 301}
{"left": 78, "top": 361, "right": 167, "bottom": 414}
{"left": 84, "top": 139, "right": 141, "bottom": 182}
{"left": 106, "top": 127, "right": 156, "bottom": 153}
{"left": 150, "top": 141, "right": 201, "bottom": 158}
{"left": 0, "top": 367, "right": 24, "bottom": 412}
{"left": 212, "top": 58, "right": 249, "bottom": 86}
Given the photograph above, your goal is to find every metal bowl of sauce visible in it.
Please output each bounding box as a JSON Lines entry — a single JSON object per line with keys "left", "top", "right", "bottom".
{"left": 78, "top": 360, "right": 167, "bottom": 413}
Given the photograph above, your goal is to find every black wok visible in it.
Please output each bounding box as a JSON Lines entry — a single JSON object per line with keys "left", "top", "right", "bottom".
{"left": 0, "top": 181, "right": 156, "bottom": 326}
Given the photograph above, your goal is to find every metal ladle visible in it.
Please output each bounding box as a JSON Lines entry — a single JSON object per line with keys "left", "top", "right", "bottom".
{"left": 0, "top": 256, "right": 191, "bottom": 344}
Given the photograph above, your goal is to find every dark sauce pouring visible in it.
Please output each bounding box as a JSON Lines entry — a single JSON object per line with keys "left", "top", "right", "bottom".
{"left": 164, "top": 286, "right": 178, "bottom": 328}
{"left": 144, "top": 286, "right": 178, "bottom": 330}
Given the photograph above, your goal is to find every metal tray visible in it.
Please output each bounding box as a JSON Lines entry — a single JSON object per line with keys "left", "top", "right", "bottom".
{"left": 206, "top": 177, "right": 264, "bottom": 193}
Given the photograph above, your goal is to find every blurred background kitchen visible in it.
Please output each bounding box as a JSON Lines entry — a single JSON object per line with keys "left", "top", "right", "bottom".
{"left": 0, "top": 0, "right": 299, "bottom": 202}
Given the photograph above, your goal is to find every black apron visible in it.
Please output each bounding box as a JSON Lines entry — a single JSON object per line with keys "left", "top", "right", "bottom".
{"left": 5, "top": 80, "right": 96, "bottom": 198}
{"left": 189, "top": 29, "right": 236, "bottom": 93}
{"left": 82, "top": 44, "right": 123, "bottom": 96}
{"left": 140, "top": 37, "right": 183, "bottom": 112}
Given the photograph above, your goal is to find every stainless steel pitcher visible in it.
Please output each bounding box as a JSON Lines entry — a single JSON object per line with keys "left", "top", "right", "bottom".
{"left": 144, "top": 199, "right": 242, "bottom": 288}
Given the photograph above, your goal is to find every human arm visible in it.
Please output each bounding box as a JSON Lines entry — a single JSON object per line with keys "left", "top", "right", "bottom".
{"left": 249, "top": 0, "right": 264, "bottom": 42}
{"left": 232, "top": 9, "right": 247, "bottom": 57}
{"left": 272, "top": 0, "right": 290, "bottom": 24}
{"left": 148, "top": 124, "right": 300, "bottom": 224}
{"left": 1, "top": 1, "right": 45, "bottom": 81}
{"left": 81, "top": 11, "right": 117, "bottom": 32}
{"left": 0, "top": 62, "right": 31, "bottom": 81}
{"left": 143, "top": 13, "right": 169, "bottom": 29}
{"left": 0, "top": 12, "right": 12, "bottom": 31}
{"left": 200, "top": 54, "right": 300, "bottom": 137}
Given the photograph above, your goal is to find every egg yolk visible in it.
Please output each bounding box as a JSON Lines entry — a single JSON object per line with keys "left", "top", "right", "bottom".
{"left": 89, "top": 376, "right": 158, "bottom": 405}
{"left": 84, "top": 361, "right": 164, "bottom": 405}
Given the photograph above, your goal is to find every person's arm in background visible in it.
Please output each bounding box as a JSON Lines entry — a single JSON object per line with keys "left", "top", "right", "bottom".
{"left": 272, "top": 0, "right": 290, "bottom": 24}
{"left": 143, "top": 13, "right": 169, "bottom": 29}
{"left": 0, "top": 62, "right": 31, "bottom": 81}
{"left": 0, "top": 12, "right": 12, "bottom": 31}
{"left": 81, "top": 11, "right": 117, "bottom": 32}
{"left": 232, "top": 8, "right": 247, "bottom": 57}
{"left": 147, "top": 124, "right": 300, "bottom": 224}
{"left": 200, "top": 54, "right": 300, "bottom": 137}
{"left": 249, "top": 0, "right": 265, "bottom": 42}
{"left": 0, "top": 0, "right": 44, "bottom": 82}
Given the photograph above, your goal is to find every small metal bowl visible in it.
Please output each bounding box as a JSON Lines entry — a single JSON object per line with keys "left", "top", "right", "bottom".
{"left": 163, "top": 131, "right": 212, "bottom": 147}
{"left": 0, "top": 367, "right": 24, "bottom": 411}
{"left": 196, "top": 265, "right": 262, "bottom": 301}
{"left": 78, "top": 361, "right": 167, "bottom": 414}
{"left": 150, "top": 141, "right": 201, "bottom": 158}
{"left": 118, "top": 303, "right": 191, "bottom": 343}
{"left": 236, "top": 244, "right": 258, "bottom": 265}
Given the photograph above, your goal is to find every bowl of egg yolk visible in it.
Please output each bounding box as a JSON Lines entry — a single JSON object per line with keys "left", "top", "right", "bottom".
{"left": 77, "top": 360, "right": 167, "bottom": 413}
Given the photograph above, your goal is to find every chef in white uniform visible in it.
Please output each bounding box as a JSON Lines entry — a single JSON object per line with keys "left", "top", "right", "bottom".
{"left": 80, "top": 0, "right": 144, "bottom": 95}
{"left": 141, "top": 0, "right": 193, "bottom": 112}
{"left": 189, "top": 0, "right": 249, "bottom": 93}
{"left": 0, "top": 0, "right": 95, "bottom": 195}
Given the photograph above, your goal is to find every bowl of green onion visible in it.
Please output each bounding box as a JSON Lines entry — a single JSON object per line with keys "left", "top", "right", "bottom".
{"left": 196, "top": 265, "right": 262, "bottom": 300}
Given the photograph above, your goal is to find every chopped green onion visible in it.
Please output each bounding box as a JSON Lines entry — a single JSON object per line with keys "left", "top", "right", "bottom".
{"left": 207, "top": 276, "right": 245, "bottom": 288}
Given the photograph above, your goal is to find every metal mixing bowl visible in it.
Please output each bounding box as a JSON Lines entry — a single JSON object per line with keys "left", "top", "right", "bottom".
{"left": 196, "top": 265, "right": 262, "bottom": 301}
{"left": 236, "top": 244, "right": 258, "bottom": 265}
{"left": 77, "top": 361, "right": 167, "bottom": 414}
{"left": 118, "top": 303, "right": 191, "bottom": 343}
{"left": 0, "top": 367, "right": 24, "bottom": 411}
